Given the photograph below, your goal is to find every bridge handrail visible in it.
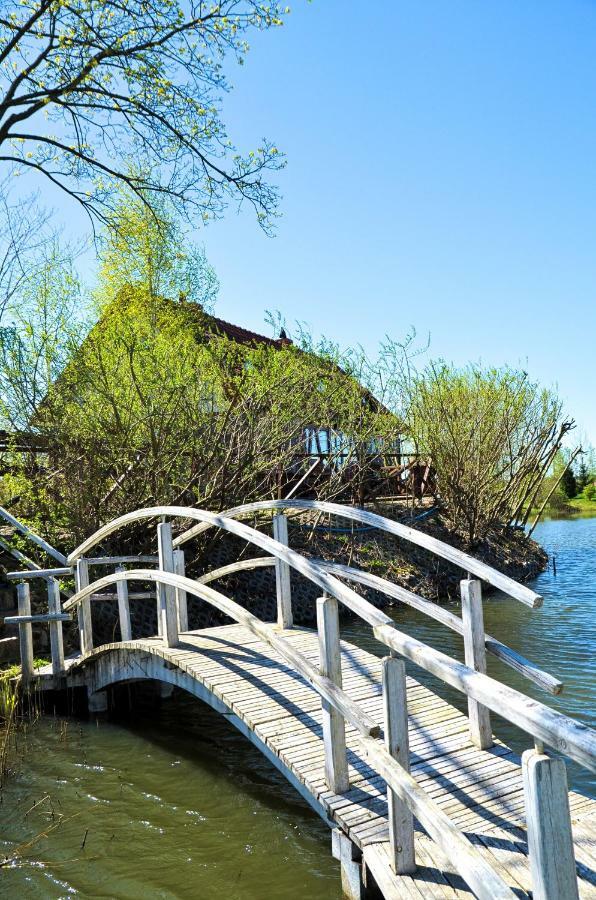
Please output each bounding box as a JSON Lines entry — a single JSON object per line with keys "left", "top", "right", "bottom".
{"left": 0, "top": 504, "right": 67, "bottom": 565}
{"left": 63, "top": 568, "right": 380, "bottom": 738}
{"left": 63, "top": 506, "right": 596, "bottom": 773}
{"left": 172, "top": 500, "right": 543, "bottom": 609}
{"left": 6, "top": 567, "right": 72, "bottom": 580}
{"left": 62, "top": 567, "right": 517, "bottom": 900}
{"left": 196, "top": 555, "right": 563, "bottom": 695}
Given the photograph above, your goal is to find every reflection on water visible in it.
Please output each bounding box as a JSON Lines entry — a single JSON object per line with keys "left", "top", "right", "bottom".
{"left": 0, "top": 700, "right": 341, "bottom": 899}
{"left": 1, "top": 516, "right": 594, "bottom": 897}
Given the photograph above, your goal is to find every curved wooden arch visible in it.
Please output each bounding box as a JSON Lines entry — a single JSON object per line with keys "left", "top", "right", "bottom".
{"left": 70, "top": 645, "right": 334, "bottom": 824}
{"left": 66, "top": 505, "right": 393, "bottom": 630}
{"left": 63, "top": 567, "right": 380, "bottom": 738}
{"left": 63, "top": 568, "right": 596, "bottom": 773}
{"left": 195, "top": 555, "right": 563, "bottom": 695}
{"left": 172, "top": 500, "right": 543, "bottom": 608}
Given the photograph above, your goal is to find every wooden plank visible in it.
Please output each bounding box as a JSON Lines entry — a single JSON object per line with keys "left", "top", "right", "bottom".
{"left": 197, "top": 556, "right": 275, "bottom": 585}
{"left": 170, "top": 499, "right": 543, "bottom": 608}
{"left": 173, "top": 549, "right": 188, "bottom": 632}
{"left": 315, "top": 559, "right": 562, "bottom": 694}
{"left": 522, "top": 750, "right": 580, "bottom": 900}
{"left": 383, "top": 656, "right": 416, "bottom": 874}
{"left": 157, "top": 523, "right": 179, "bottom": 648}
{"left": 0, "top": 504, "right": 67, "bottom": 565}
{"left": 75, "top": 559, "right": 93, "bottom": 655}
{"left": 6, "top": 567, "right": 72, "bottom": 580}
{"left": 273, "top": 514, "right": 293, "bottom": 629}
{"left": 86, "top": 555, "right": 158, "bottom": 566}
{"left": 16, "top": 582, "right": 33, "bottom": 682}
{"left": 461, "top": 579, "right": 492, "bottom": 750}
{"left": 317, "top": 594, "right": 349, "bottom": 793}
{"left": 4, "top": 613, "right": 71, "bottom": 624}
{"left": 116, "top": 566, "right": 132, "bottom": 642}
{"left": 374, "top": 622, "right": 596, "bottom": 773}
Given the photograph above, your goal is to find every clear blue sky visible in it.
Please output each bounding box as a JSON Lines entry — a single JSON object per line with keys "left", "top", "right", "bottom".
{"left": 201, "top": 0, "right": 596, "bottom": 445}
{"left": 31, "top": 2, "right": 596, "bottom": 443}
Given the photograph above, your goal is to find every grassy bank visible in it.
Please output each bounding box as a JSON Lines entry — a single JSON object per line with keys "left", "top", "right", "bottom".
{"left": 568, "top": 497, "right": 596, "bottom": 515}
{"left": 528, "top": 495, "right": 596, "bottom": 520}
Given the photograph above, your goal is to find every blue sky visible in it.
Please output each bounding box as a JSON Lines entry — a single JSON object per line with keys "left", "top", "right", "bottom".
{"left": 22, "top": 1, "right": 596, "bottom": 443}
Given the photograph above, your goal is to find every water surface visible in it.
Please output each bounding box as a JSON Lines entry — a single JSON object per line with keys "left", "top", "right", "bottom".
{"left": 1, "top": 516, "right": 595, "bottom": 897}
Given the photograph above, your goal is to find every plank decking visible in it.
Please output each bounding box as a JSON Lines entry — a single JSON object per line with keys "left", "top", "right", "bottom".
{"left": 36, "top": 624, "right": 596, "bottom": 899}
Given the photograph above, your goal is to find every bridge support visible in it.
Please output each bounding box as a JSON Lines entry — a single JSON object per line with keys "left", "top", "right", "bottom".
{"left": 157, "top": 522, "right": 179, "bottom": 647}
{"left": 382, "top": 656, "right": 416, "bottom": 874}
{"left": 332, "top": 830, "right": 365, "bottom": 900}
{"left": 522, "top": 749, "right": 579, "bottom": 900}
{"left": 88, "top": 688, "right": 108, "bottom": 715}
{"left": 460, "top": 578, "right": 492, "bottom": 749}
{"left": 116, "top": 566, "right": 132, "bottom": 641}
{"left": 76, "top": 559, "right": 94, "bottom": 655}
{"left": 47, "top": 578, "right": 65, "bottom": 675}
{"left": 273, "top": 514, "right": 292, "bottom": 628}
{"left": 173, "top": 549, "right": 188, "bottom": 632}
{"left": 317, "top": 594, "right": 349, "bottom": 794}
{"left": 16, "top": 582, "right": 34, "bottom": 683}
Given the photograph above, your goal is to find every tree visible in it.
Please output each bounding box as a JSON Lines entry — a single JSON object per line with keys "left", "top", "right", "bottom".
{"left": 95, "top": 191, "right": 219, "bottom": 310}
{"left": 403, "top": 362, "right": 573, "bottom": 544}
{"left": 0, "top": 1, "right": 287, "bottom": 229}
{"left": 0, "top": 236, "right": 84, "bottom": 430}
{"left": 0, "top": 180, "right": 53, "bottom": 322}
{"left": 1, "top": 210, "right": 399, "bottom": 544}
{"left": 560, "top": 464, "right": 578, "bottom": 499}
{"left": 576, "top": 456, "right": 592, "bottom": 493}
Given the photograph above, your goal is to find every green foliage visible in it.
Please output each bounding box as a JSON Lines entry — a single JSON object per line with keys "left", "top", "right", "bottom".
{"left": 405, "top": 362, "right": 571, "bottom": 543}
{"left": 95, "top": 192, "right": 219, "bottom": 311}
{"left": 2, "top": 205, "right": 399, "bottom": 545}
{"left": 560, "top": 465, "right": 578, "bottom": 499}
{"left": 585, "top": 483, "right": 596, "bottom": 502}
{"left": 0, "top": 1, "right": 287, "bottom": 229}
{"left": 0, "top": 239, "right": 85, "bottom": 430}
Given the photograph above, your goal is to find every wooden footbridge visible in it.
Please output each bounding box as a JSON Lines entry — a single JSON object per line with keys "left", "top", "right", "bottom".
{"left": 4, "top": 501, "right": 596, "bottom": 899}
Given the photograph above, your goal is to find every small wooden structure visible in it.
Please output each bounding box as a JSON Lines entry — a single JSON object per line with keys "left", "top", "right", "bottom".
{"left": 4, "top": 500, "right": 596, "bottom": 899}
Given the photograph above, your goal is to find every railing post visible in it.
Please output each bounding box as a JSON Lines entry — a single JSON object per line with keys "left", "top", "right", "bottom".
{"left": 522, "top": 749, "right": 579, "bottom": 900}
{"left": 157, "top": 521, "right": 179, "bottom": 648}
{"left": 173, "top": 549, "right": 188, "bottom": 632}
{"left": 382, "top": 656, "right": 416, "bottom": 874}
{"left": 273, "top": 513, "right": 293, "bottom": 629}
{"left": 16, "top": 581, "right": 34, "bottom": 683}
{"left": 116, "top": 566, "right": 132, "bottom": 642}
{"left": 47, "top": 577, "right": 65, "bottom": 676}
{"left": 460, "top": 578, "right": 492, "bottom": 749}
{"left": 331, "top": 829, "right": 365, "bottom": 900}
{"left": 317, "top": 593, "right": 349, "bottom": 793}
{"left": 75, "top": 559, "right": 93, "bottom": 655}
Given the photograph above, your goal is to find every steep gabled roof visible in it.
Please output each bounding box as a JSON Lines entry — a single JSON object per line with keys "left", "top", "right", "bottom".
{"left": 208, "top": 314, "right": 287, "bottom": 348}
{"left": 174, "top": 300, "right": 291, "bottom": 349}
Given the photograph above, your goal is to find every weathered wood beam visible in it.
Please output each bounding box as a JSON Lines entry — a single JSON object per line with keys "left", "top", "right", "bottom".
{"left": 170, "top": 499, "right": 543, "bottom": 608}
{"left": 0, "top": 505, "right": 67, "bottom": 565}
{"left": 63, "top": 568, "right": 381, "bottom": 740}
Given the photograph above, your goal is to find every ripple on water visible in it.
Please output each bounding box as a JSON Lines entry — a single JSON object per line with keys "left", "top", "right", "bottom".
{"left": 1, "top": 516, "right": 594, "bottom": 897}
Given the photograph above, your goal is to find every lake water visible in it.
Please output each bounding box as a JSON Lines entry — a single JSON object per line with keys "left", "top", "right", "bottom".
{"left": 1, "top": 516, "right": 595, "bottom": 898}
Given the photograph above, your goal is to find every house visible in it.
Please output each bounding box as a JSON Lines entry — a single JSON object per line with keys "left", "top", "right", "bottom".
{"left": 7, "top": 293, "right": 422, "bottom": 507}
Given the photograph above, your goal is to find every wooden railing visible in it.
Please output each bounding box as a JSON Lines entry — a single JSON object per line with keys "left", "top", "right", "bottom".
{"left": 4, "top": 501, "right": 592, "bottom": 900}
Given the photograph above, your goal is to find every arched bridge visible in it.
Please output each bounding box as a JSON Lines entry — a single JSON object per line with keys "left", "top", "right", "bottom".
{"left": 5, "top": 501, "right": 596, "bottom": 899}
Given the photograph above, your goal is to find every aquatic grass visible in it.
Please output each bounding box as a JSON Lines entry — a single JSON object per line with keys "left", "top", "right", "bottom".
{"left": 0, "top": 659, "right": 48, "bottom": 787}
{"left": 0, "top": 675, "right": 19, "bottom": 787}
